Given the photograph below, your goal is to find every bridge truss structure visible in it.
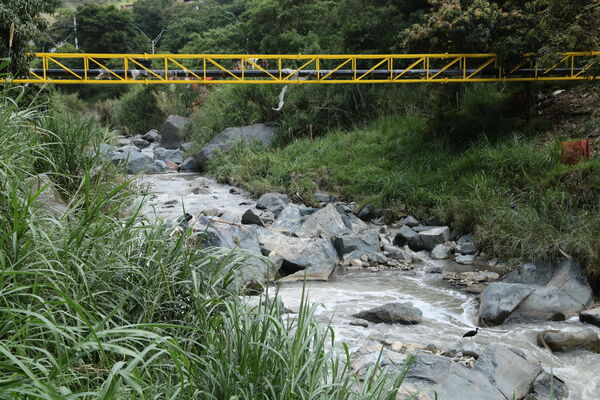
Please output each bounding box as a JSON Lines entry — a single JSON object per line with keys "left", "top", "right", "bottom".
{"left": 4, "top": 51, "right": 599, "bottom": 85}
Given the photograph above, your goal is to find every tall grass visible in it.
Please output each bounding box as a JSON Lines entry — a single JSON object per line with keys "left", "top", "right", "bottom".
{"left": 0, "top": 90, "right": 413, "bottom": 399}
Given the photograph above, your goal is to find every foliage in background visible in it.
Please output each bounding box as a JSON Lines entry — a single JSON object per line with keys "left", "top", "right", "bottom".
{"left": 111, "top": 85, "right": 162, "bottom": 135}
{"left": 0, "top": 0, "right": 61, "bottom": 75}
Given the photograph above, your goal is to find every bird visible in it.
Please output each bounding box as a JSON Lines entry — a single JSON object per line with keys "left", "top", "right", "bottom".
{"left": 463, "top": 327, "right": 479, "bottom": 339}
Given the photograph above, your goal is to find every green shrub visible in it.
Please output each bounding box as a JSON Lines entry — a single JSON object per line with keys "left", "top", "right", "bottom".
{"left": 111, "top": 86, "right": 163, "bottom": 135}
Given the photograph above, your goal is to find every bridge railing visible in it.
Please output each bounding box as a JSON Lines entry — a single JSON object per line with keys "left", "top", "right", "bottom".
{"left": 4, "top": 52, "right": 599, "bottom": 84}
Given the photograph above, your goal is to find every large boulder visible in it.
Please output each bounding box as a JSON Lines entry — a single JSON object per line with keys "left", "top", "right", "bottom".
{"left": 478, "top": 259, "right": 594, "bottom": 326}
{"left": 180, "top": 157, "right": 199, "bottom": 172}
{"left": 154, "top": 147, "right": 184, "bottom": 164}
{"left": 297, "top": 203, "right": 367, "bottom": 239}
{"left": 257, "top": 228, "right": 338, "bottom": 281}
{"left": 352, "top": 302, "right": 422, "bottom": 325}
{"left": 527, "top": 370, "right": 569, "bottom": 400}
{"left": 196, "top": 124, "right": 277, "bottom": 170}
{"left": 479, "top": 283, "right": 534, "bottom": 326}
{"left": 538, "top": 329, "right": 600, "bottom": 353}
{"left": 255, "top": 193, "right": 291, "bottom": 218}
{"left": 332, "top": 230, "right": 380, "bottom": 262}
{"left": 580, "top": 307, "right": 600, "bottom": 327}
{"left": 160, "top": 115, "right": 190, "bottom": 149}
{"left": 394, "top": 225, "right": 450, "bottom": 251}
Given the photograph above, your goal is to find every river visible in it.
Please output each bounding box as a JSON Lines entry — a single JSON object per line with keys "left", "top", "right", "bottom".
{"left": 139, "top": 172, "right": 600, "bottom": 400}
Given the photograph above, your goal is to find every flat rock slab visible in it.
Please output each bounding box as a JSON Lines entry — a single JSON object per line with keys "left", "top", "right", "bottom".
{"left": 353, "top": 302, "right": 422, "bottom": 325}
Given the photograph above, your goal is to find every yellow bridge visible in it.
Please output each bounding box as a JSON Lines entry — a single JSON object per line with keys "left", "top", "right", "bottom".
{"left": 5, "top": 51, "right": 599, "bottom": 85}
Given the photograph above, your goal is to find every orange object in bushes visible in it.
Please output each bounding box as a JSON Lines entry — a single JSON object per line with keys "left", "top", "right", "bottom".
{"left": 561, "top": 139, "right": 590, "bottom": 165}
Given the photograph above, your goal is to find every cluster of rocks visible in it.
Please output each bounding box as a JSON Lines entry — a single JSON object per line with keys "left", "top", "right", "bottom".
{"left": 350, "top": 341, "right": 568, "bottom": 400}
{"left": 102, "top": 115, "right": 198, "bottom": 174}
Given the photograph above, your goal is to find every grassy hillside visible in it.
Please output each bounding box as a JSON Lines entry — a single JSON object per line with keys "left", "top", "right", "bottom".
{"left": 202, "top": 85, "right": 600, "bottom": 288}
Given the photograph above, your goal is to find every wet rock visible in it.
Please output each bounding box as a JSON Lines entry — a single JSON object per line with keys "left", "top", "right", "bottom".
{"left": 393, "top": 225, "right": 419, "bottom": 247}
{"left": 580, "top": 307, "right": 600, "bottom": 327}
{"left": 474, "top": 345, "right": 542, "bottom": 400}
{"left": 180, "top": 157, "right": 198, "bottom": 172}
{"left": 457, "top": 242, "right": 477, "bottom": 255}
{"left": 255, "top": 193, "right": 291, "bottom": 218}
{"left": 241, "top": 209, "right": 265, "bottom": 227}
{"left": 444, "top": 339, "right": 481, "bottom": 359}
{"left": 538, "top": 329, "right": 600, "bottom": 353}
{"left": 349, "top": 319, "right": 369, "bottom": 328}
{"left": 382, "top": 244, "right": 413, "bottom": 263}
{"left": 297, "top": 203, "right": 367, "bottom": 238}
{"left": 26, "top": 174, "right": 69, "bottom": 218}
{"left": 357, "top": 204, "right": 375, "bottom": 221}
{"left": 142, "top": 129, "right": 161, "bottom": 143}
{"left": 154, "top": 147, "right": 184, "bottom": 164}
{"left": 332, "top": 231, "right": 379, "bottom": 262}
{"left": 527, "top": 370, "right": 569, "bottom": 400}
{"left": 196, "top": 123, "right": 277, "bottom": 170}
{"left": 350, "top": 259, "right": 364, "bottom": 268}
{"left": 160, "top": 115, "right": 190, "bottom": 149}
{"left": 479, "top": 259, "right": 594, "bottom": 325}
{"left": 257, "top": 228, "right": 338, "bottom": 281}
{"left": 132, "top": 138, "right": 150, "bottom": 148}
{"left": 353, "top": 302, "right": 422, "bottom": 325}
{"left": 402, "top": 215, "right": 419, "bottom": 227}
{"left": 444, "top": 271, "right": 500, "bottom": 287}
{"left": 478, "top": 282, "right": 533, "bottom": 326}
{"left": 432, "top": 244, "right": 452, "bottom": 259}
{"left": 456, "top": 254, "right": 476, "bottom": 265}
{"left": 201, "top": 209, "right": 223, "bottom": 217}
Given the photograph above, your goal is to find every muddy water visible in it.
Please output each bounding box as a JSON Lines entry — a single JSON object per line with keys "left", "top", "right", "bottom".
{"left": 139, "top": 172, "right": 600, "bottom": 400}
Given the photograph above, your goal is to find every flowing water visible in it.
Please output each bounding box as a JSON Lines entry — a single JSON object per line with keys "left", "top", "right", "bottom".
{"left": 140, "top": 172, "right": 600, "bottom": 400}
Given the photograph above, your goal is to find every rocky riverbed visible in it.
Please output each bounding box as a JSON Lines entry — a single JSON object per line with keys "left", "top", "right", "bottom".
{"left": 103, "top": 118, "right": 600, "bottom": 400}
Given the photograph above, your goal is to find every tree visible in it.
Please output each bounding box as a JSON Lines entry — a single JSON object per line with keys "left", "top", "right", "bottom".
{"left": 75, "top": 4, "right": 145, "bottom": 53}
{"left": 133, "top": 0, "right": 172, "bottom": 40}
{"left": 0, "top": 0, "right": 61, "bottom": 75}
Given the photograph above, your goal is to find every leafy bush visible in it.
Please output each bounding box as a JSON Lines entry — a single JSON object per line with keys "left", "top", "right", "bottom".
{"left": 111, "top": 86, "right": 163, "bottom": 135}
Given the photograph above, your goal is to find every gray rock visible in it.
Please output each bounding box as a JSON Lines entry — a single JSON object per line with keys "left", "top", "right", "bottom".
{"left": 272, "top": 203, "right": 313, "bottom": 233}
{"left": 418, "top": 226, "right": 451, "bottom": 251}
{"left": 382, "top": 244, "right": 413, "bottom": 263}
{"left": 179, "top": 142, "right": 195, "bottom": 152}
{"left": 196, "top": 124, "right": 277, "bottom": 170}
{"left": 132, "top": 138, "right": 150, "bottom": 148}
{"left": 297, "top": 203, "right": 367, "bottom": 239}
{"left": 456, "top": 254, "right": 476, "bottom": 265}
{"left": 349, "top": 319, "right": 369, "bottom": 328}
{"left": 393, "top": 225, "right": 418, "bottom": 247}
{"left": 457, "top": 242, "right": 477, "bottom": 255}
{"left": 25, "top": 174, "right": 69, "bottom": 218}
{"left": 527, "top": 370, "right": 569, "bottom": 400}
{"left": 403, "top": 215, "right": 419, "bottom": 227}
{"left": 432, "top": 244, "right": 452, "bottom": 259}
{"left": 116, "top": 145, "right": 141, "bottom": 154}
{"left": 426, "top": 215, "right": 443, "bottom": 226}
{"left": 458, "top": 233, "right": 475, "bottom": 244}
{"left": 148, "top": 160, "right": 168, "bottom": 173}
{"left": 154, "top": 147, "right": 184, "bottom": 164}
{"left": 160, "top": 115, "right": 190, "bottom": 149}
{"left": 444, "top": 339, "right": 481, "bottom": 359}
{"left": 313, "top": 192, "right": 337, "bottom": 204}
{"left": 257, "top": 228, "right": 338, "bottom": 281}
{"left": 241, "top": 209, "right": 264, "bottom": 227}
{"left": 353, "top": 303, "right": 422, "bottom": 325}
{"left": 332, "top": 231, "right": 380, "bottom": 262}
{"left": 111, "top": 150, "right": 157, "bottom": 174}
{"left": 580, "top": 307, "right": 600, "bottom": 327}
{"left": 538, "top": 329, "right": 600, "bottom": 353}
{"left": 142, "top": 129, "right": 161, "bottom": 143}
{"left": 255, "top": 193, "right": 291, "bottom": 218}
{"left": 357, "top": 204, "right": 375, "bottom": 221}
{"left": 510, "top": 259, "right": 594, "bottom": 321}
{"left": 478, "top": 282, "right": 534, "bottom": 326}
{"left": 180, "top": 157, "right": 199, "bottom": 172}
{"left": 503, "top": 261, "right": 556, "bottom": 286}
{"left": 474, "top": 345, "right": 542, "bottom": 400}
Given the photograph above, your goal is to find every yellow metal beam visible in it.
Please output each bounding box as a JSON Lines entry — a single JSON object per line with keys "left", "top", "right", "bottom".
{"left": 2, "top": 52, "right": 598, "bottom": 85}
